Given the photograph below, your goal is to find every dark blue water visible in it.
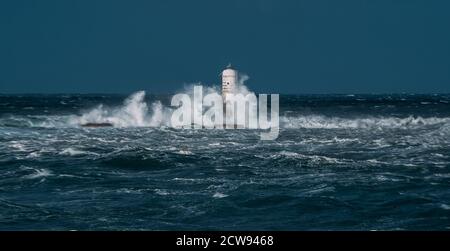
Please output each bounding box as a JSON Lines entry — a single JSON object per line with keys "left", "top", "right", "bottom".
{"left": 1, "top": 93, "right": 450, "bottom": 230}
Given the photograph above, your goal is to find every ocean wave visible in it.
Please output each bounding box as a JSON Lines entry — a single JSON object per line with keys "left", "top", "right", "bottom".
{"left": 213, "top": 192, "right": 228, "bottom": 198}
{"left": 59, "top": 148, "right": 94, "bottom": 156}
{"left": 1, "top": 90, "right": 449, "bottom": 131}
{"left": 0, "top": 115, "right": 75, "bottom": 128}
{"left": 74, "top": 91, "right": 172, "bottom": 127}
{"left": 0, "top": 91, "right": 171, "bottom": 128}
{"left": 280, "top": 115, "right": 450, "bottom": 129}
{"left": 22, "top": 168, "right": 52, "bottom": 179}
{"left": 2, "top": 113, "right": 449, "bottom": 131}
{"left": 257, "top": 151, "right": 347, "bottom": 164}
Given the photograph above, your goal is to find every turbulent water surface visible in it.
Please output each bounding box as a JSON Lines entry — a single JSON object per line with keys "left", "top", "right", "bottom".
{"left": 1, "top": 93, "right": 450, "bottom": 230}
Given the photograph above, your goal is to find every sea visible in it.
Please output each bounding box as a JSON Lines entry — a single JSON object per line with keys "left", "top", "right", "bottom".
{"left": 1, "top": 91, "right": 449, "bottom": 230}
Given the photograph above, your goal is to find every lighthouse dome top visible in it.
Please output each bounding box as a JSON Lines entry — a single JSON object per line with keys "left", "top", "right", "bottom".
{"left": 222, "top": 64, "right": 237, "bottom": 75}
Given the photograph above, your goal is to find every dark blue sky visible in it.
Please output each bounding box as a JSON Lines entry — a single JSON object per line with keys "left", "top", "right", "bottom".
{"left": 0, "top": 0, "right": 449, "bottom": 94}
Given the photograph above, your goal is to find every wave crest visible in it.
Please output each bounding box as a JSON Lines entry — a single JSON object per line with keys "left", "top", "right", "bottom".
{"left": 280, "top": 115, "right": 450, "bottom": 129}
{"left": 74, "top": 91, "right": 171, "bottom": 127}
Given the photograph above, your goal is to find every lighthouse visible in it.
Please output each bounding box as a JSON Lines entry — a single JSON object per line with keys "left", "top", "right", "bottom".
{"left": 221, "top": 64, "right": 238, "bottom": 100}
{"left": 221, "top": 64, "right": 239, "bottom": 128}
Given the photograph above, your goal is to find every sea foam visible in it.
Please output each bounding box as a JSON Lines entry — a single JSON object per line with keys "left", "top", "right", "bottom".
{"left": 280, "top": 115, "right": 450, "bottom": 129}
{"left": 75, "top": 91, "right": 172, "bottom": 127}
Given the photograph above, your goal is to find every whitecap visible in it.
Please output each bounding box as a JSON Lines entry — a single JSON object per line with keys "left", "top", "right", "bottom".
{"left": 10, "top": 141, "right": 26, "bottom": 151}
{"left": 60, "top": 148, "right": 88, "bottom": 156}
{"left": 74, "top": 91, "right": 172, "bottom": 128}
{"left": 280, "top": 115, "right": 450, "bottom": 129}
{"left": 154, "top": 189, "right": 170, "bottom": 196}
{"left": 213, "top": 192, "right": 228, "bottom": 198}
{"left": 116, "top": 188, "right": 143, "bottom": 194}
{"left": 26, "top": 151, "right": 41, "bottom": 158}
{"left": 177, "top": 150, "right": 193, "bottom": 155}
{"left": 24, "top": 169, "right": 52, "bottom": 179}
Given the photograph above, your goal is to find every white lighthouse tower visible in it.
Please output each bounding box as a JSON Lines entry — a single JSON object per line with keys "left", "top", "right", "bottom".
{"left": 221, "top": 64, "right": 238, "bottom": 100}
{"left": 221, "top": 64, "right": 239, "bottom": 128}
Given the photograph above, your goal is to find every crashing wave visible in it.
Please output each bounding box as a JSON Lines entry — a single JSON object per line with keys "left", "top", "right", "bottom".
{"left": 74, "top": 91, "right": 172, "bottom": 127}
{"left": 1, "top": 89, "right": 450, "bottom": 130}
